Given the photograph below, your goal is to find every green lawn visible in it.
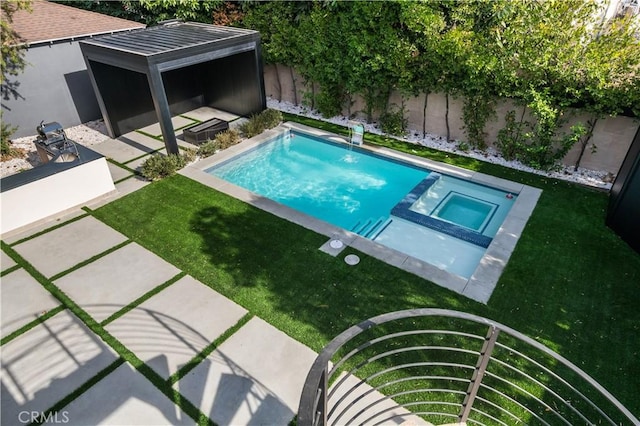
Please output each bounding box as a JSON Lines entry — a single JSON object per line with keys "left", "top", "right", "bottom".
{"left": 91, "top": 117, "right": 640, "bottom": 418}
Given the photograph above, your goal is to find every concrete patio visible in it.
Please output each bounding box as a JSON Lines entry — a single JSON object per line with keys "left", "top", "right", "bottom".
{"left": 1, "top": 187, "right": 418, "bottom": 425}
{"left": 1, "top": 199, "right": 318, "bottom": 425}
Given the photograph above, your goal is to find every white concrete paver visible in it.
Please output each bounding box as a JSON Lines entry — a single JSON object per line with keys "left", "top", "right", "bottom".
{"left": 229, "top": 117, "right": 249, "bottom": 130}
{"left": 1, "top": 250, "right": 16, "bottom": 271}
{"left": 182, "top": 107, "right": 240, "bottom": 123}
{"left": 1, "top": 209, "right": 87, "bottom": 245}
{"left": 106, "top": 275, "right": 247, "bottom": 379}
{"left": 113, "top": 176, "right": 150, "bottom": 197}
{"left": 118, "top": 130, "right": 166, "bottom": 149}
{"left": 1, "top": 110, "right": 344, "bottom": 426}
{"left": 0, "top": 310, "right": 118, "bottom": 426}
{"left": 177, "top": 138, "right": 199, "bottom": 150}
{"left": 0, "top": 268, "right": 60, "bottom": 339}
{"left": 139, "top": 116, "right": 197, "bottom": 138}
{"left": 107, "top": 161, "right": 133, "bottom": 182}
{"left": 54, "top": 243, "right": 180, "bottom": 323}
{"left": 13, "top": 215, "right": 128, "bottom": 279}
{"left": 87, "top": 177, "right": 151, "bottom": 210}
{"left": 123, "top": 154, "right": 153, "bottom": 173}
{"left": 177, "top": 317, "right": 317, "bottom": 426}
{"left": 91, "top": 133, "right": 164, "bottom": 164}
{"left": 44, "top": 363, "right": 194, "bottom": 426}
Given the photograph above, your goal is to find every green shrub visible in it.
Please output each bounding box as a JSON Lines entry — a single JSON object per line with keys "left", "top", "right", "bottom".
{"left": 1, "top": 126, "right": 12, "bottom": 156}
{"left": 497, "top": 99, "right": 587, "bottom": 171}
{"left": 456, "top": 141, "right": 471, "bottom": 152}
{"left": 215, "top": 129, "right": 241, "bottom": 149}
{"left": 519, "top": 123, "right": 585, "bottom": 170}
{"left": 315, "top": 89, "right": 343, "bottom": 118}
{"left": 259, "top": 109, "right": 283, "bottom": 129}
{"left": 196, "top": 129, "right": 242, "bottom": 157}
{"left": 238, "top": 117, "right": 262, "bottom": 138}
{"left": 1, "top": 117, "right": 21, "bottom": 159}
{"left": 196, "top": 139, "right": 220, "bottom": 158}
{"left": 239, "top": 109, "right": 283, "bottom": 138}
{"left": 1, "top": 137, "right": 14, "bottom": 157}
{"left": 141, "top": 153, "right": 188, "bottom": 181}
{"left": 379, "top": 105, "right": 408, "bottom": 137}
{"left": 181, "top": 147, "right": 197, "bottom": 163}
{"left": 496, "top": 110, "right": 524, "bottom": 161}
{"left": 462, "top": 94, "right": 495, "bottom": 150}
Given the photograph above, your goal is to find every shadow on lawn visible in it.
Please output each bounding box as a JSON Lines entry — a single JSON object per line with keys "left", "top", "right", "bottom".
{"left": 91, "top": 174, "right": 640, "bottom": 417}
{"left": 187, "top": 201, "right": 483, "bottom": 348}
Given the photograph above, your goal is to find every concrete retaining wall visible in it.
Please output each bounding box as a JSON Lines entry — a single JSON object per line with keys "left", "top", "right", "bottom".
{"left": 0, "top": 156, "right": 115, "bottom": 237}
{"left": 264, "top": 64, "right": 639, "bottom": 175}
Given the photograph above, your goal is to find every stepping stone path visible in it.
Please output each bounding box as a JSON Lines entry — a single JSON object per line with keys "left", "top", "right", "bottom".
{"left": 1, "top": 210, "right": 317, "bottom": 425}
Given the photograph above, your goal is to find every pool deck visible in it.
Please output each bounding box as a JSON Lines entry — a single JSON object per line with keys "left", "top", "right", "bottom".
{"left": 181, "top": 121, "right": 542, "bottom": 304}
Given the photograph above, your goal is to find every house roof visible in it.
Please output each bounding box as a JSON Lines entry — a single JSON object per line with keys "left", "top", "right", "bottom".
{"left": 7, "top": 0, "right": 145, "bottom": 45}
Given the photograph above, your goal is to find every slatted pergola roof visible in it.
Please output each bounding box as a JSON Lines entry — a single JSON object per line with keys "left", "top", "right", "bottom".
{"left": 82, "top": 22, "right": 256, "bottom": 60}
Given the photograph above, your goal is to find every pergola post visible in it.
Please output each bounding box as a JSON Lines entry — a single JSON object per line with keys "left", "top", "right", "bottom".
{"left": 147, "top": 67, "right": 179, "bottom": 155}
{"left": 83, "top": 58, "right": 116, "bottom": 139}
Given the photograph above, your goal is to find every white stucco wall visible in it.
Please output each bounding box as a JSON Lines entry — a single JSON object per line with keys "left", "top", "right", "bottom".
{"left": 0, "top": 158, "right": 115, "bottom": 236}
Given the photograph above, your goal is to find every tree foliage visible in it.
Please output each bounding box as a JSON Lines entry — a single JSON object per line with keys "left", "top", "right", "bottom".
{"left": 59, "top": 0, "right": 640, "bottom": 170}
{"left": 239, "top": 0, "right": 638, "bottom": 170}
{"left": 135, "top": 0, "right": 220, "bottom": 25}
{"left": 55, "top": 1, "right": 140, "bottom": 22}
{"left": 1, "top": 0, "right": 31, "bottom": 154}
{"left": 57, "top": 0, "right": 221, "bottom": 25}
{"left": 1, "top": 0, "right": 31, "bottom": 101}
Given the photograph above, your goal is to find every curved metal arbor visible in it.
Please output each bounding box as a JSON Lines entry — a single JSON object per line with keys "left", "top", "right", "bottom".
{"left": 298, "top": 309, "right": 638, "bottom": 426}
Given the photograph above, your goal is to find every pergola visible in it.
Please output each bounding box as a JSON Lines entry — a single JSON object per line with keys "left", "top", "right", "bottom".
{"left": 80, "top": 21, "right": 266, "bottom": 154}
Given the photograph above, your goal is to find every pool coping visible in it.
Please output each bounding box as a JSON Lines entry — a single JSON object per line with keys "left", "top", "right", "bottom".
{"left": 180, "top": 122, "right": 542, "bottom": 304}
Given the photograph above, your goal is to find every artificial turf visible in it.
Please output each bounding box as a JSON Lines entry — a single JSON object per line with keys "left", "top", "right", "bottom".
{"left": 90, "top": 118, "right": 640, "bottom": 418}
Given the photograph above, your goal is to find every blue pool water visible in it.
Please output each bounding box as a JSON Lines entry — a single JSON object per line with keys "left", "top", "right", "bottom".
{"left": 208, "top": 130, "right": 517, "bottom": 278}
{"left": 210, "top": 133, "right": 428, "bottom": 233}
{"left": 438, "top": 195, "right": 493, "bottom": 231}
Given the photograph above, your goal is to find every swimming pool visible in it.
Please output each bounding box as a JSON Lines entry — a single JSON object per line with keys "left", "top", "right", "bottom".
{"left": 207, "top": 129, "right": 518, "bottom": 278}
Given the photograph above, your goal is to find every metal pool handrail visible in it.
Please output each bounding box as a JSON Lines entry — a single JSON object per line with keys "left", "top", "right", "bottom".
{"left": 297, "top": 309, "right": 639, "bottom": 426}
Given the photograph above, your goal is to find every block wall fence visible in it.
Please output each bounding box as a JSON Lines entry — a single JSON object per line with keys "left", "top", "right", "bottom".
{"left": 264, "top": 64, "right": 639, "bottom": 176}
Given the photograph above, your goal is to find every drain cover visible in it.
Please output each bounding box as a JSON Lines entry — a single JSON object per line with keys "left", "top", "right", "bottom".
{"left": 330, "top": 239, "right": 344, "bottom": 249}
{"left": 344, "top": 254, "right": 360, "bottom": 265}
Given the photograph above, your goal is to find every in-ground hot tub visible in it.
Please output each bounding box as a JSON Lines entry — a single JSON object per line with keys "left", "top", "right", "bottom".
{"left": 433, "top": 193, "right": 496, "bottom": 232}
